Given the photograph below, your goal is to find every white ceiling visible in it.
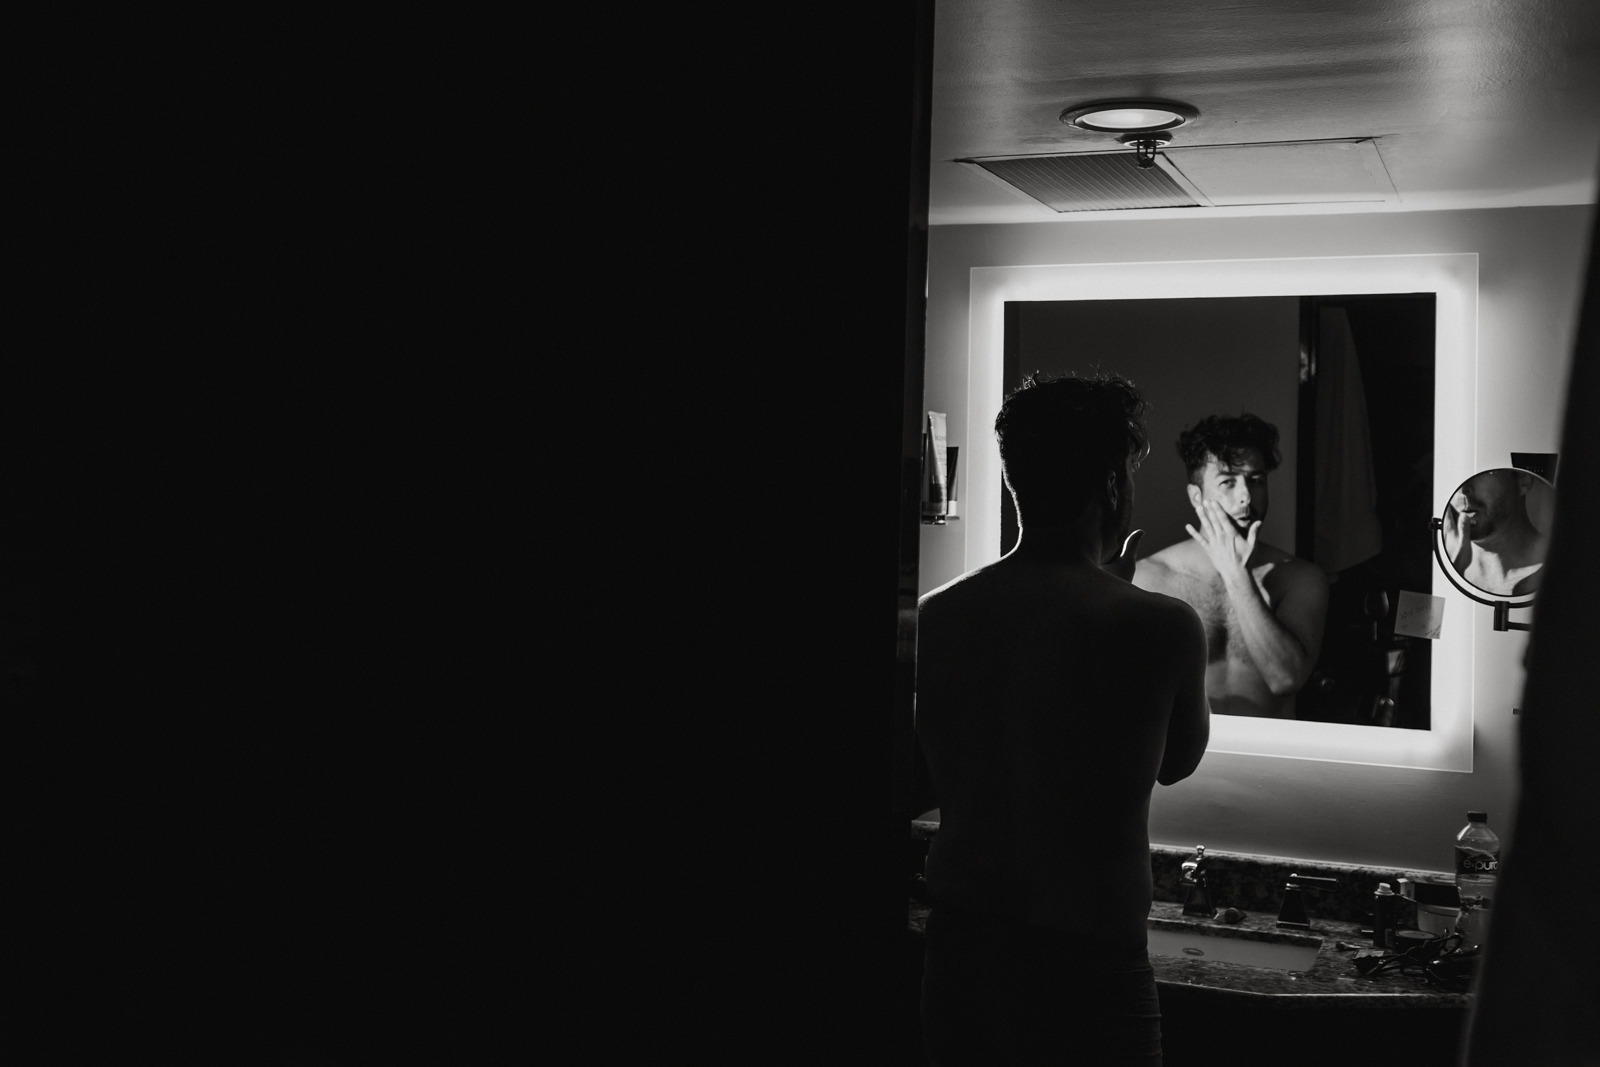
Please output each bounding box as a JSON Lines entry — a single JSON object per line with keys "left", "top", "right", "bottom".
{"left": 931, "top": 0, "right": 1600, "bottom": 224}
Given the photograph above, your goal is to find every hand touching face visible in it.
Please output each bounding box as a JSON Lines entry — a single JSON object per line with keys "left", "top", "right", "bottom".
{"left": 1188, "top": 450, "right": 1268, "bottom": 534}
{"left": 1186, "top": 498, "right": 1259, "bottom": 577}
{"left": 1442, "top": 501, "right": 1473, "bottom": 572}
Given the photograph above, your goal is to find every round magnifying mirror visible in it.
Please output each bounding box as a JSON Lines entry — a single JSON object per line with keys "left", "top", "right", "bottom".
{"left": 1438, "top": 468, "right": 1556, "bottom": 600}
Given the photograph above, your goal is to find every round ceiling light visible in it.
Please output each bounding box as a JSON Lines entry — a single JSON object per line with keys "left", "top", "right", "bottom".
{"left": 1060, "top": 100, "right": 1198, "bottom": 134}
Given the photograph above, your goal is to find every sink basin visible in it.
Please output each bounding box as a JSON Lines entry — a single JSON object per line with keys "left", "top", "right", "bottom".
{"left": 1146, "top": 920, "right": 1322, "bottom": 972}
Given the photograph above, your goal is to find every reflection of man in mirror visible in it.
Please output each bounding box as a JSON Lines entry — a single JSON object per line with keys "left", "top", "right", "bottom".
{"left": 1443, "top": 469, "right": 1547, "bottom": 596}
{"left": 1133, "top": 414, "right": 1328, "bottom": 719}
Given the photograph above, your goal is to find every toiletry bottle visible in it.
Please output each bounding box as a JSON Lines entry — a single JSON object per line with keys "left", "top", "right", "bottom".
{"left": 1455, "top": 811, "right": 1500, "bottom": 946}
{"left": 1373, "top": 882, "right": 1397, "bottom": 948}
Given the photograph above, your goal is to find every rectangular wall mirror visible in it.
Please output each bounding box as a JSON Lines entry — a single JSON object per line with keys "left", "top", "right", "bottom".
{"left": 964, "top": 254, "right": 1477, "bottom": 770}
{"left": 1003, "top": 292, "right": 1436, "bottom": 730}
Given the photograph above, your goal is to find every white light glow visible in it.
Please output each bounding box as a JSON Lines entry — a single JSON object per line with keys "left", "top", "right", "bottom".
{"left": 964, "top": 254, "right": 1479, "bottom": 772}
{"left": 1080, "top": 108, "right": 1180, "bottom": 130}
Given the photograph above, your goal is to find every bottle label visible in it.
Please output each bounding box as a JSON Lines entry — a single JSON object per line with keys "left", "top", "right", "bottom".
{"left": 1455, "top": 846, "right": 1500, "bottom": 876}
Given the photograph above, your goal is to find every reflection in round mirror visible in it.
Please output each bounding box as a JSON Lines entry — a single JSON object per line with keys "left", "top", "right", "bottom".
{"left": 1439, "top": 468, "right": 1556, "bottom": 599}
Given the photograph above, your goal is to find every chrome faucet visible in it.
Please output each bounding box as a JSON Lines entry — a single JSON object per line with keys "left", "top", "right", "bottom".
{"left": 1276, "top": 873, "right": 1338, "bottom": 929}
{"left": 1180, "top": 846, "right": 1217, "bottom": 918}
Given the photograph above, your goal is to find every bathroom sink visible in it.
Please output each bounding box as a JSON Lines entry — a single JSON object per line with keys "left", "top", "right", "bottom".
{"left": 1146, "top": 920, "right": 1322, "bottom": 972}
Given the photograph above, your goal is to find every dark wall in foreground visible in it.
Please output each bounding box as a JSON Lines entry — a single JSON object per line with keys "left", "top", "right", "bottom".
{"left": 15, "top": 6, "right": 936, "bottom": 1063}
{"left": 1465, "top": 161, "right": 1600, "bottom": 1066}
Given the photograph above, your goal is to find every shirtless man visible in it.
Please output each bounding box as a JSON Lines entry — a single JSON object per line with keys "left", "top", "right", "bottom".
{"left": 1442, "top": 468, "right": 1548, "bottom": 596}
{"left": 917, "top": 373, "right": 1209, "bottom": 1064}
{"left": 1133, "top": 414, "right": 1327, "bottom": 720}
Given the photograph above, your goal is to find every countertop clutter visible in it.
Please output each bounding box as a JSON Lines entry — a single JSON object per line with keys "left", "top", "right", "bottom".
{"left": 907, "top": 829, "right": 1471, "bottom": 1009}
{"left": 907, "top": 899, "right": 1467, "bottom": 1007}
{"left": 1146, "top": 901, "right": 1467, "bottom": 1006}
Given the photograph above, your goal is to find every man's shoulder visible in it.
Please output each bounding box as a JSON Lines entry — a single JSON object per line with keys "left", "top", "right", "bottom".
{"left": 918, "top": 563, "right": 1003, "bottom": 612}
{"left": 1121, "top": 563, "right": 1204, "bottom": 621}
{"left": 1120, "top": 581, "right": 1206, "bottom": 654}
{"left": 1134, "top": 542, "right": 1200, "bottom": 582}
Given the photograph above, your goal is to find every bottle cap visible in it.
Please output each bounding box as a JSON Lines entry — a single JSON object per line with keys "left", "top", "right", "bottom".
{"left": 1375, "top": 882, "right": 1395, "bottom": 896}
{"left": 1467, "top": 811, "right": 1488, "bottom": 822}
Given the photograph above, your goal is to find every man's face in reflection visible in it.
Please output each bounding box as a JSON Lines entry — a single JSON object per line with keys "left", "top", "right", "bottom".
{"left": 1450, "top": 469, "right": 1529, "bottom": 542}
{"left": 1187, "top": 449, "right": 1268, "bottom": 534}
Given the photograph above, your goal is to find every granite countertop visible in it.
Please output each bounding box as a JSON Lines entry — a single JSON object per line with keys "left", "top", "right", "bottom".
{"left": 907, "top": 899, "right": 1468, "bottom": 1007}
{"left": 1140, "top": 901, "right": 1468, "bottom": 1007}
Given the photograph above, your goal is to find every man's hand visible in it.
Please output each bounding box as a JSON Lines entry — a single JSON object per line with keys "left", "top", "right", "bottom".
{"left": 1442, "top": 503, "right": 1472, "bottom": 573}
{"left": 1103, "top": 528, "right": 1145, "bottom": 583}
{"left": 1186, "top": 499, "right": 1258, "bottom": 584}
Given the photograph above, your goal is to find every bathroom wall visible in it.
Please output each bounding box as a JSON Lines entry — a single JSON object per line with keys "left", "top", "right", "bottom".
{"left": 920, "top": 205, "right": 1593, "bottom": 872}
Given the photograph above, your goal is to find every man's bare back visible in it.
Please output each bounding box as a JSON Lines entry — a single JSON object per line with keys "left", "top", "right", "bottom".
{"left": 917, "top": 551, "right": 1208, "bottom": 947}
{"left": 1134, "top": 537, "right": 1324, "bottom": 718}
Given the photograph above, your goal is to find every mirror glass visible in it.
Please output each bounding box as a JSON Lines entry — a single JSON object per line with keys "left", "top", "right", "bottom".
{"left": 1004, "top": 294, "right": 1435, "bottom": 729}
{"left": 963, "top": 253, "right": 1477, "bottom": 769}
{"left": 1440, "top": 468, "right": 1556, "bottom": 598}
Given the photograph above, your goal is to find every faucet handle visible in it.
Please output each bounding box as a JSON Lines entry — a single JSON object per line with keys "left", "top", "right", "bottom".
{"left": 1286, "top": 873, "right": 1337, "bottom": 890}
{"left": 1180, "top": 847, "right": 1218, "bottom": 917}
{"left": 1277, "top": 874, "right": 1337, "bottom": 929}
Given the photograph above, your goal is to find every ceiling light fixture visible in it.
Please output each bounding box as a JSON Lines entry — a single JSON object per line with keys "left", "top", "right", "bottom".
{"left": 1061, "top": 99, "right": 1198, "bottom": 169}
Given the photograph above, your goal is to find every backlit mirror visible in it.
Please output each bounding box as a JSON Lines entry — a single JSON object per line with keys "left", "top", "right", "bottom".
{"left": 965, "top": 254, "right": 1477, "bottom": 769}
{"left": 1004, "top": 293, "right": 1435, "bottom": 730}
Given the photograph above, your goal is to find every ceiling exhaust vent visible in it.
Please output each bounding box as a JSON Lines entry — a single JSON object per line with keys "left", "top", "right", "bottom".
{"left": 958, "top": 152, "right": 1200, "bottom": 212}
{"left": 958, "top": 139, "right": 1398, "bottom": 214}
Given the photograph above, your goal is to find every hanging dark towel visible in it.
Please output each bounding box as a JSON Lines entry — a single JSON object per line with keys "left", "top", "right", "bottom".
{"left": 1314, "top": 307, "right": 1384, "bottom": 573}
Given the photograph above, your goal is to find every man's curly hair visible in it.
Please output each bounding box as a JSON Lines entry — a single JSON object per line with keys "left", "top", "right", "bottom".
{"left": 1176, "top": 413, "right": 1280, "bottom": 485}
{"left": 994, "top": 372, "right": 1148, "bottom": 525}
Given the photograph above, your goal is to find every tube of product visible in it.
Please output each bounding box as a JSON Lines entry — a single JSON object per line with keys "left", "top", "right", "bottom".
{"left": 923, "top": 411, "right": 949, "bottom": 523}
{"left": 944, "top": 446, "right": 959, "bottom": 520}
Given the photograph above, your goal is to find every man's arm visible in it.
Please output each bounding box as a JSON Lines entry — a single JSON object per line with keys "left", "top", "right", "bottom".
{"left": 1158, "top": 601, "right": 1210, "bottom": 786}
{"left": 1188, "top": 500, "right": 1328, "bottom": 697}
{"left": 1228, "top": 559, "right": 1327, "bottom": 696}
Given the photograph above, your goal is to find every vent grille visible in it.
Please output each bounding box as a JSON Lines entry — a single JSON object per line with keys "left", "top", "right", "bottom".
{"left": 965, "top": 152, "right": 1199, "bottom": 212}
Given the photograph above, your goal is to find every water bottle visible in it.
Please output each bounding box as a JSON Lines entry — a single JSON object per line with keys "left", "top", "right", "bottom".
{"left": 1454, "top": 811, "right": 1500, "bottom": 946}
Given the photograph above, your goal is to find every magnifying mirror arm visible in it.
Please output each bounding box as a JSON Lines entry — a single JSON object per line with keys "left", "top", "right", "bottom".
{"left": 1492, "top": 602, "right": 1533, "bottom": 632}
{"left": 1430, "top": 517, "right": 1536, "bottom": 632}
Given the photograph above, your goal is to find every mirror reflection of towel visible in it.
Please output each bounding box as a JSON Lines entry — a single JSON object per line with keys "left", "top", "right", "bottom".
{"left": 1314, "top": 307, "right": 1384, "bottom": 573}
